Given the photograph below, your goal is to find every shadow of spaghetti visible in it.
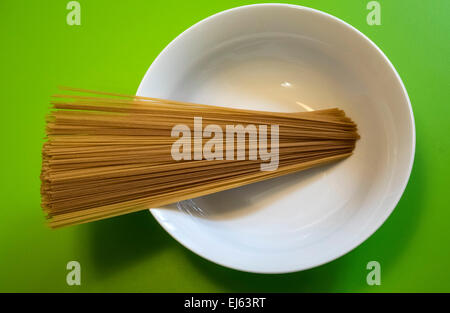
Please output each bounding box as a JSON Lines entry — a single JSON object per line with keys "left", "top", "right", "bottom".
{"left": 83, "top": 210, "right": 173, "bottom": 279}
{"left": 171, "top": 161, "right": 341, "bottom": 220}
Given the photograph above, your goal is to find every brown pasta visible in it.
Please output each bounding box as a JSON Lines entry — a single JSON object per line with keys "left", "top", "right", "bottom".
{"left": 41, "top": 87, "right": 359, "bottom": 228}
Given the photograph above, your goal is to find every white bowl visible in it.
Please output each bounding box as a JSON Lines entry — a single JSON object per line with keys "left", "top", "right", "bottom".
{"left": 137, "top": 4, "right": 415, "bottom": 273}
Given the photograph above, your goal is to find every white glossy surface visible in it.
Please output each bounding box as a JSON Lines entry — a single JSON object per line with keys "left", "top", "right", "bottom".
{"left": 137, "top": 4, "right": 415, "bottom": 273}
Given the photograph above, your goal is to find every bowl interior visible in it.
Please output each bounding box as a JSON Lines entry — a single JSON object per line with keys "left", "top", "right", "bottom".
{"left": 137, "top": 4, "right": 414, "bottom": 273}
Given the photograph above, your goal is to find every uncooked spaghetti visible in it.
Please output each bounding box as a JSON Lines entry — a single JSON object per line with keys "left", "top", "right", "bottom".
{"left": 41, "top": 87, "right": 359, "bottom": 228}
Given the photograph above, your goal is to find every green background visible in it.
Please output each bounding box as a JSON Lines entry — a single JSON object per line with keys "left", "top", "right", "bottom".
{"left": 0, "top": 0, "right": 449, "bottom": 292}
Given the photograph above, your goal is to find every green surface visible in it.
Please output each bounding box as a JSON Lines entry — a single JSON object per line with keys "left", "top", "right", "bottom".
{"left": 0, "top": 0, "right": 449, "bottom": 292}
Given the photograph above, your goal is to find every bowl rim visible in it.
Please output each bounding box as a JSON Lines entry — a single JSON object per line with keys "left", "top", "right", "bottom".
{"left": 137, "top": 3, "right": 416, "bottom": 274}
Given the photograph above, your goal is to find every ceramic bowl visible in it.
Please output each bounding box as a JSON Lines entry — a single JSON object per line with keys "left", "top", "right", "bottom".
{"left": 137, "top": 4, "right": 415, "bottom": 273}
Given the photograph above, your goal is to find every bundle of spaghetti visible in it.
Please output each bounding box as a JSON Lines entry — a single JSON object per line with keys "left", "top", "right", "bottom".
{"left": 41, "top": 87, "right": 359, "bottom": 228}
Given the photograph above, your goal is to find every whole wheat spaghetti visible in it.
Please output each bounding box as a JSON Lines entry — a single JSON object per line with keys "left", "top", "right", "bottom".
{"left": 41, "top": 87, "right": 359, "bottom": 228}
